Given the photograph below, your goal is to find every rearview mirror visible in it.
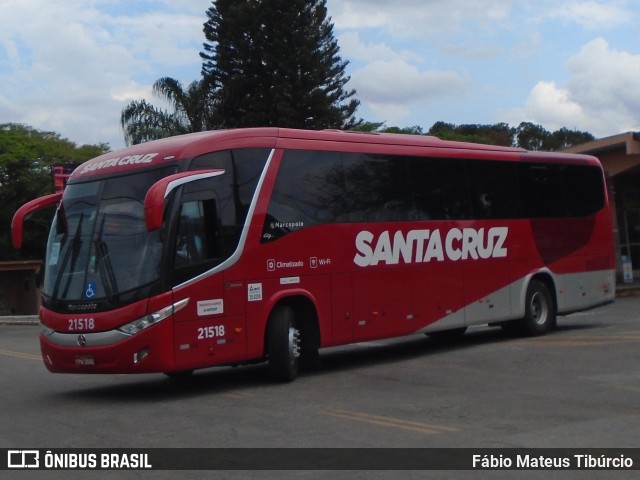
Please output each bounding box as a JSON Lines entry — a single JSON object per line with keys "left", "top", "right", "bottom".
{"left": 12, "top": 192, "right": 63, "bottom": 249}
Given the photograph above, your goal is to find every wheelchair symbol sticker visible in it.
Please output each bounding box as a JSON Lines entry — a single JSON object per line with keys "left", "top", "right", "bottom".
{"left": 85, "top": 282, "right": 97, "bottom": 299}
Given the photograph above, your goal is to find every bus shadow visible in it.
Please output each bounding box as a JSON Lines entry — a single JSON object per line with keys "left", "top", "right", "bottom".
{"left": 52, "top": 321, "right": 608, "bottom": 402}
{"left": 315, "top": 320, "right": 607, "bottom": 376}
{"left": 313, "top": 328, "right": 513, "bottom": 376}
{"left": 50, "top": 364, "right": 274, "bottom": 403}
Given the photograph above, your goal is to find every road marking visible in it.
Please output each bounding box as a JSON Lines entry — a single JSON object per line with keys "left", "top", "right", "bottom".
{"left": 509, "top": 331, "right": 640, "bottom": 348}
{"left": 531, "top": 340, "right": 626, "bottom": 347}
{"left": 319, "top": 409, "right": 457, "bottom": 435}
{"left": 0, "top": 348, "right": 41, "bottom": 361}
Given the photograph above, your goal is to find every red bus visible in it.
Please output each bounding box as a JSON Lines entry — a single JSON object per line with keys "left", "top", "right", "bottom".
{"left": 12, "top": 128, "right": 615, "bottom": 381}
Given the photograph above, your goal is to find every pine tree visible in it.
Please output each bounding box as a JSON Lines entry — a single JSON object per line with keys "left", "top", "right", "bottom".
{"left": 201, "top": 0, "right": 359, "bottom": 129}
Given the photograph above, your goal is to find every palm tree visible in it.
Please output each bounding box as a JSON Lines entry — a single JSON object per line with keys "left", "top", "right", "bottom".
{"left": 120, "top": 77, "right": 216, "bottom": 145}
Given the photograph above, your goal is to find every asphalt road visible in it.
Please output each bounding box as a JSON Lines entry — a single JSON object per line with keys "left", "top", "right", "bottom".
{"left": 1, "top": 297, "right": 640, "bottom": 479}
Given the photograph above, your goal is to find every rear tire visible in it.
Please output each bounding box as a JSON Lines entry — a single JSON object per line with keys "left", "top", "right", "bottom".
{"left": 267, "top": 306, "right": 301, "bottom": 382}
{"left": 501, "top": 280, "right": 555, "bottom": 336}
{"left": 522, "top": 280, "right": 555, "bottom": 336}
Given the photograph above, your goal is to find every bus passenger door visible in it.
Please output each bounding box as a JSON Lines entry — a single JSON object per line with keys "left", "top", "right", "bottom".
{"left": 165, "top": 181, "right": 247, "bottom": 370}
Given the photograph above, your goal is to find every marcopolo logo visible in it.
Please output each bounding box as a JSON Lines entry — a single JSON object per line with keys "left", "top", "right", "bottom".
{"left": 353, "top": 227, "right": 508, "bottom": 267}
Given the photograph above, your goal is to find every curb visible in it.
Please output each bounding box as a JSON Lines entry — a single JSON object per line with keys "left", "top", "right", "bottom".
{"left": 616, "top": 284, "right": 640, "bottom": 298}
{"left": 0, "top": 316, "right": 39, "bottom": 325}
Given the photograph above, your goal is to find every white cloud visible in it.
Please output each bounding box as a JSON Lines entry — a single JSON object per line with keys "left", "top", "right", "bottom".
{"left": 338, "top": 32, "right": 422, "bottom": 64}
{"left": 111, "top": 82, "right": 154, "bottom": 103}
{"left": 567, "top": 38, "right": 640, "bottom": 112}
{"left": 351, "top": 59, "right": 470, "bottom": 124}
{"left": 522, "top": 81, "right": 588, "bottom": 128}
{"left": 329, "top": 0, "right": 512, "bottom": 37}
{"left": 1, "top": 0, "right": 639, "bottom": 150}
{"left": 513, "top": 38, "right": 640, "bottom": 136}
{"left": 542, "top": 1, "right": 632, "bottom": 30}
{"left": 0, "top": 0, "right": 210, "bottom": 149}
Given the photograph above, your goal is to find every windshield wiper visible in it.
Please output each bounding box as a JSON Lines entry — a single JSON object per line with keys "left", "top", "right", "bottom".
{"left": 52, "top": 212, "right": 84, "bottom": 301}
{"left": 94, "top": 215, "right": 119, "bottom": 303}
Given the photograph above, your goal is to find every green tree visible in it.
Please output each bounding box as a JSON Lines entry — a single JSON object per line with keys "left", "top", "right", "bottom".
{"left": 121, "top": 77, "right": 215, "bottom": 145}
{"left": 201, "top": 0, "right": 359, "bottom": 129}
{"left": 0, "top": 123, "right": 108, "bottom": 260}
{"left": 428, "top": 122, "right": 514, "bottom": 146}
{"left": 350, "top": 121, "right": 386, "bottom": 133}
{"left": 514, "top": 122, "right": 594, "bottom": 151}
{"left": 354, "top": 120, "right": 594, "bottom": 151}
{"left": 515, "top": 122, "right": 550, "bottom": 151}
{"left": 351, "top": 122, "right": 423, "bottom": 135}
{"left": 547, "top": 127, "right": 595, "bottom": 150}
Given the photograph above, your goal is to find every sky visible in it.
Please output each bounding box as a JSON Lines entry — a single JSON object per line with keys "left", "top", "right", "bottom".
{"left": 1, "top": 0, "right": 639, "bottom": 151}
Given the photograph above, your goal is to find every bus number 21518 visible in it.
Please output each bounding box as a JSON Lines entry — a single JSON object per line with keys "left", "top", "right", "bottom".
{"left": 197, "top": 325, "right": 225, "bottom": 339}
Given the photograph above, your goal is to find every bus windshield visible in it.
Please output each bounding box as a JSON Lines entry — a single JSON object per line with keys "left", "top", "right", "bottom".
{"left": 43, "top": 168, "right": 173, "bottom": 307}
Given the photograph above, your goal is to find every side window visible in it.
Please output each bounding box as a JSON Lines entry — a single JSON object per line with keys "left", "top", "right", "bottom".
{"left": 343, "top": 153, "right": 416, "bottom": 222}
{"left": 172, "top": 198, "right": 218, "bottom": 286}
{"left": 466, "top": 160, "right": 522, "bottom": 219}
{"left": 190, "top": 148, "right": 271, "bottom": 227}
{"left": 409, "top": 157, "right": 472, "bottom": 220}
{"left": 172, "top": 147, "right": 271, "bottom": 285}
{"left": 520, "top": 162, "right": 605, "bottom": 218}
{"left": 564, "top": 165, "right": 605, "bottom": 217}
{"left": 263, "top": 150, "right": 345, "bottom": 242}
{"left": 263, "top": 150, "right": 422, "bottom": 242}
{"left": 520, "top": 163, "right": 565, "bottom": 218}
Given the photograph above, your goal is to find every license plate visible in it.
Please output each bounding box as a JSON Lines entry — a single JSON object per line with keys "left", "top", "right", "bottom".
{"left": 75, "top": 355, "right": 95, "bottom": 366}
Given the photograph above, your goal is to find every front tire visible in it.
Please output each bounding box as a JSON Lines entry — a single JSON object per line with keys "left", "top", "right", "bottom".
{"left": 267, "top": 306, "right": 301, "bottom": 382}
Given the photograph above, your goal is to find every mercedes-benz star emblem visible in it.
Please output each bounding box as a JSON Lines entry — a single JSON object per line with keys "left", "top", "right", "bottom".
{"left": 77, "top": 334, "right": 87, "bottom": 347}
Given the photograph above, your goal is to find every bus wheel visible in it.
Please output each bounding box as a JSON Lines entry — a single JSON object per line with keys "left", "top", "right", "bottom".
{"left": 522, "top": 280, "right": 555, "bottom": 336}
{"left": 267, "top": 306, "right": 301, "bottom": 382}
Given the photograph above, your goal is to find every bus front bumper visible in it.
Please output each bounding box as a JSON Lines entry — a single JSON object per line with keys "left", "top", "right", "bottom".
{"left": 39, "top": 321, "right": 174, "bottom": 374}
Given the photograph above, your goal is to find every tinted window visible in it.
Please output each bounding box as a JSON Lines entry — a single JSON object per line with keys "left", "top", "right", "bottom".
{"left": 263, "top": 150, "right": 605, "bottom": 241}
{"left": 520, "top": 163, "right": 565, "bottom": 218}
{"left": 169, "top": 148, "right": 270, "bottom": 283}
{"left": 466, "top": 160, "right": 522, "bottom": 219}
{"left": 343, "top": 153, "right": 417, "bottom": 222}
{"left": 263, "top": 150, "right": 344, "bottom": 242}
{"left": 519, "top": 162, "right": 604, "bottom": 218}
{"left": 173, "top": 198, "right": 218, "bottom": 285}
{"left": 564, "top": 164, "right": 605, "bottom": 217}
{"left": 190, "top": 148, "right": 271, "bottom": 225}
{"left": 409, "top": 157, "right": 472, "bottom": 220}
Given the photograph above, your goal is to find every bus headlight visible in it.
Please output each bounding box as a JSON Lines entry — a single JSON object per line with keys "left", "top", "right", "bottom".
{"left": 118, "top": 298, "right": 189, "bottom": 335}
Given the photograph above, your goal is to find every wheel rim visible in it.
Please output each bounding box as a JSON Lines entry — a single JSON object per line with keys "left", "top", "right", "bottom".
{"left": 530, "top": 291, "right": 548, "bottom": 326}
{"left": 288, "top": 326, "right": 301, "bottom": 363}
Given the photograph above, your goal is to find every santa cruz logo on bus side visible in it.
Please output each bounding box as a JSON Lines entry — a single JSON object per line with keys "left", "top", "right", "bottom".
{"left": 353, "top": 227, "right": 508, "bottom": 267}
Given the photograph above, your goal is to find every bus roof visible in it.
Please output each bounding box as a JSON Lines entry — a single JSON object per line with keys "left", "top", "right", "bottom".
{"left": 70, "top": 128, "right": 600, "bottom": 181}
